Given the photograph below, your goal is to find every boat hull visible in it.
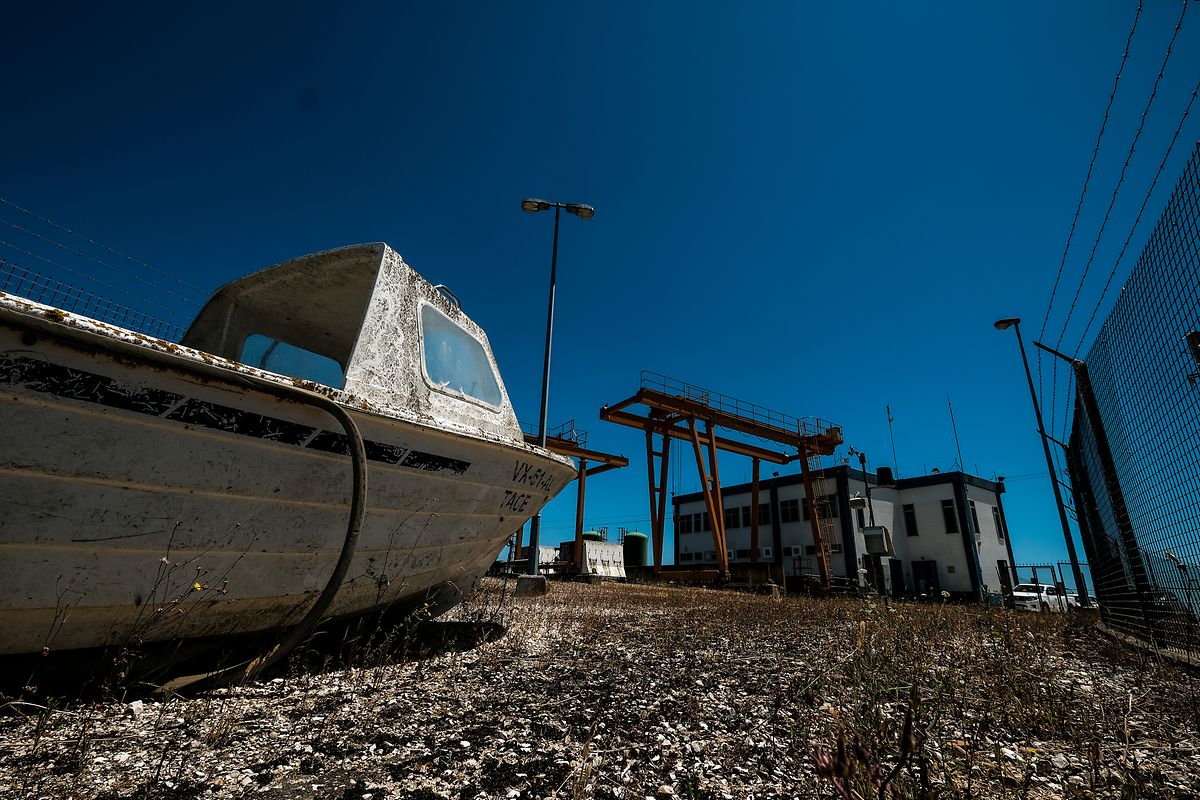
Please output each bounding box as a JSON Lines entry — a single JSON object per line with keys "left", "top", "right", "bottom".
{"left": 0, "top": 318, "right": 575, "bottom": 657}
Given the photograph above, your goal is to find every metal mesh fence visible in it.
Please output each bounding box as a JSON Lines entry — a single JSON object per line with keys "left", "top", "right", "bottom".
{"left": 1067, "top": 143, "right": 1200, "bottom": 662}
{"left": 0, "top": 259, "right": 184, "bottom": 342}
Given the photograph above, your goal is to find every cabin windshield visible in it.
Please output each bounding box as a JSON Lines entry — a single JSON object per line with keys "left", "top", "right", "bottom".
{"left": 419, "top": 303, "right": 501, "bottom": 407}
{"left": 241, "top": 334, "right": 346, "bottom": 388}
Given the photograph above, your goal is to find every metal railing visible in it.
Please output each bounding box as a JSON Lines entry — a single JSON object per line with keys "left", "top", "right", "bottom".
{"left": 639, "top": 370, "right": 839, "bottom": 440}
{"left": 520, "top": 418, "right": 588, "bottom": 449}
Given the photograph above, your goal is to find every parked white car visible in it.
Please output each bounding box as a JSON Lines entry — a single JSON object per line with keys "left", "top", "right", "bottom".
{"left": 1011, "top": 583, "right": 1078, "bottom": 612}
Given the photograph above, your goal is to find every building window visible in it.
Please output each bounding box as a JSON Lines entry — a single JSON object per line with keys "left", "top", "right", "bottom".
{"left": 759, "top": 503, "right": 771, "bottom": 525}
{"left": 741, "top": 505, "right": 752, "bottom": 527}
{"left": 993, "top": 506, "right": 1005, "bottom": 541}
{"left": 701, "top": 512, "right": 710, "bottom": 532}
{"left": 823, "top": 495, "right": 839, "bottom": 518}
{"left": 855, "top": 507, "right": 866, "bottom": 529}
{"left": 805, "top": 545, "right": 818, "bottom": 555}
{"left": 941, "top": 499, "right": 959, "bottom": 533}
{"left": 736, "top": 548, "right": 751, "bottom": 559}
{"left": 679, "top": 552, "right": 692, "bottom": 561}
{"left": 946, "top": 564, "right": 957, "bottom": 574}
{"left": 829, "top": 540, "right": 843, "bottom": 554}
{"left": 969, "top": 500, "right": 981, "bottom": 535}
{"left": 679, "top": 514, "right": 693, "bottom": 535}
{"left": 724, "top": 507, "right": 740, "bottom": 530}
{"left": 902, "top": 504, "right": 918, "bottom": 536}
{"left": 761, "top": 547, "right": 773, "bottom": 558}
{"left": 780, "top": 498, "right": 800, "bottom": 523}
{"left": 805, "top": 495, "right": 838, "bottom": 520}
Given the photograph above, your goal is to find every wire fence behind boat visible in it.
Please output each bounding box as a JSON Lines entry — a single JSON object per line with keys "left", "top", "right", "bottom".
{"left": 0, "top": 259, "right": 185, "bottom": 342}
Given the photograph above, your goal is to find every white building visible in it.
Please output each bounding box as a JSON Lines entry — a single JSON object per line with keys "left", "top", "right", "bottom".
{"left": 672, "top": 466, "right": 1017, "bottom": 600}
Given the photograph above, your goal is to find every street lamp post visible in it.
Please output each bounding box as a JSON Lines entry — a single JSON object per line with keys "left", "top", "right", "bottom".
{"left": 848, "top": 447, "right": 879, "bottom": 595}
{"left": 994, "top": 317, "right": 1090, "bottom": 606}
{"left": 521, "top": 198, "right": 594, "bottom": 575}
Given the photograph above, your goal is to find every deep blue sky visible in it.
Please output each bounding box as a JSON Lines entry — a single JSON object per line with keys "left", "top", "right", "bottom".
{"left": 4, "top": 2, "right": 1199, "bottom": 584}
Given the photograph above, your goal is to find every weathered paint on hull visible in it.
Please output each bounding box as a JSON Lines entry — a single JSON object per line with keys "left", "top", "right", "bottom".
{"left": 0, "top": 327, "right": 575, "bottom": 656}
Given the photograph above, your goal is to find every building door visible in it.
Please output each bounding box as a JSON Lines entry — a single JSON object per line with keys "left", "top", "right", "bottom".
{"left": 912, "top": 560, "right": 940, "bottom": 597}
{"left": 996, "top": 560, "right": 1013, "bottom": 595}
{"left": 889, "top": 559, "right": 905, "bottom": 598}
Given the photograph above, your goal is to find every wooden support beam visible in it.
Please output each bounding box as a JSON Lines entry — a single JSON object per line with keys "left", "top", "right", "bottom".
{"left": 705, "top": 420, "right": 728, "bottom": 577}
{"left": 584, "top": 462, "right": 625, "bottom": 478}
{"left": 688, "top": 417, "right": 729, "bottom": 578}
{"left": 523, "top": 434, "right": 629, "bottom": 470}
{"left": 601, "top": 408, "right": 790, "bottom": 463}
{"left": 601, "top": 376, "right": 842, "bottom": 585}
{"left": 645, "top": 429, "right": 667, "bottom": 573}
{"left": 574, "top": 459, "right": 587, "bottom": 570}
{"left": 635, "top": 388, "right": 843, "bottom": 454}
{"left": 656, "top": 432, "right": 671, "bottom": 573}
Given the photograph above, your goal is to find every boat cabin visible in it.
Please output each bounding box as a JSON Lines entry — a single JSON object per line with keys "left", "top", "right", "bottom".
{"left": 182, "top": 243, "right": 521, "bottom": 442}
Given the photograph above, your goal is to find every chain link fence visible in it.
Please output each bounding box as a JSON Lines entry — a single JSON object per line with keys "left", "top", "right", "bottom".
{"left": 1066, "top": 143, "right": 1200, "bottom": 663}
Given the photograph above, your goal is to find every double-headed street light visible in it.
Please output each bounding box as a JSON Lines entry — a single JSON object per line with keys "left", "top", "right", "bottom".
{"left": 994, "top": 317, "right": 1090, "bottom": 606}
{"left": 522, "top": 198, "right": 595, "bottom": 575}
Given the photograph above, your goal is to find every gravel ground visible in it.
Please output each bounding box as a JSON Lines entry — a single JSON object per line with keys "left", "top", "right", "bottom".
{"left": 2, "top": 580, "right": 1198, "bottom": 799}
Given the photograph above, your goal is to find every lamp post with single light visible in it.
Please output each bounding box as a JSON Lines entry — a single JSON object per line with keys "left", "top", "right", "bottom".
{"left": 521, "top": 198, "right": 594, "bottom": 575}
{"left": 994, "top": 317, "right": 1090, "bottom": 606}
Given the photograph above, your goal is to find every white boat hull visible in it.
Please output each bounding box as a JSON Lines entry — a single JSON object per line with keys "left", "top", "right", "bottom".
{"left": 0, "top": 318, "right": 575, "bottom": 657}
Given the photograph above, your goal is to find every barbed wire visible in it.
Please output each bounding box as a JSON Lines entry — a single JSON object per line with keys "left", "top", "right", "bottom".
{"left": 1071, "top": 73, "right": 1200, "bottom": 360}
{"left": 0, "top": 238, "right": 183, "bottom": 318}
{"left": 0, "top": 197, "right": 205, "bottom": 294}
{"left": 1048, "top": 0, "right": 1188, "bottom": 442}
{"left": 0, "top": 216, "right": 201, "bottom": 306}
{"left": 1038, "top": 0, "right": 1145, "bottom": 410}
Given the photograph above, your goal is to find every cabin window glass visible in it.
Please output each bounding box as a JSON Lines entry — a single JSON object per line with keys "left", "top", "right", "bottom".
{"left": 240, "top": 334, "right": 345, "bottom": 387}
{"left": 419, "top": 303, "right": 502, "bottom": 407}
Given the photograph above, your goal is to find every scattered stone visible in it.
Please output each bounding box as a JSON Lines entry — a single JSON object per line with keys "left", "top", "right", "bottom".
{"left": 2, "top": 581, "right": 1197, "bottom": 799}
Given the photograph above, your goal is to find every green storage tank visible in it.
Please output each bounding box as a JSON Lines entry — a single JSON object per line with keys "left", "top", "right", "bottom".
{"left": 623, "top": 531, "right": 649, "bottom": 568}
{"left": 582, "top": 530, "right": 605, "bottom": 542}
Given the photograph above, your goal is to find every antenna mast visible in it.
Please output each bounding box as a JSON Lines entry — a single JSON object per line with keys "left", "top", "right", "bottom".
{"left": 947, "top": 395, "right": 965, "bottom": 472}
{"left": 886, "top": 404, "right": 900, "bottom": 477}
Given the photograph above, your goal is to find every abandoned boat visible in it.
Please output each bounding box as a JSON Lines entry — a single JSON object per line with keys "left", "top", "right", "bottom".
{"left": 0, "top": 242, "right": 575, "bottom": 659}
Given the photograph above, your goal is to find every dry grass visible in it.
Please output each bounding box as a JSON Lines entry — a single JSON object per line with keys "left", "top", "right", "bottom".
{"left": 1, "top": 580, "right": 1197, "bottom": 799}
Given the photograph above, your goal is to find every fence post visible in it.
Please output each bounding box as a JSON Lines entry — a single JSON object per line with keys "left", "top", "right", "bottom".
{"left": 1074, "top": 363, "right": 1157, "bottom": 638}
